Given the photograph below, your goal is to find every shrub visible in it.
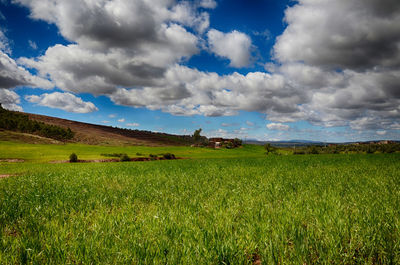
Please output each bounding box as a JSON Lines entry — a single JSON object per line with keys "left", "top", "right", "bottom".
{"left": 264, "top": 143, "right": 277, "bottom": 155}
{"left": 69, "top": 153, "right": 78, "bottom": 162}
{"left": 310, "top": 146, "right": 319, "bottom": 154}
{"left": 149, "top": 154, "right": 158, "bottom": 160}
{"left": 163, "top": 153, "right": 176, "bottom": 160}
{"left": 225, "top": 142, "right": 233, "bottom": 149}
{"left": 120, "top": 154, "right": 131, "bottom": 162}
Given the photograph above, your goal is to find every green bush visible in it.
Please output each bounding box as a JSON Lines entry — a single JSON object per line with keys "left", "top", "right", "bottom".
{"left": 162, "top": 153, "right": 176, "bottom": 160}
{"left": 69, "top": 153, "right": 78, "bottom": 162}
{"left": 120, "top": 154, "right": 131, "bottom": 162}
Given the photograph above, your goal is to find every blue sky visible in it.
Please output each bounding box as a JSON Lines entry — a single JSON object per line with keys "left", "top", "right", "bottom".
{"left": 0, "top": 0, "right": 399, "bottom": 142}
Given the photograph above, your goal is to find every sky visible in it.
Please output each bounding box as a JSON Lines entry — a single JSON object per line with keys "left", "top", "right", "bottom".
{"left": 0, "top": 0, "right": 399, "bottom": 142}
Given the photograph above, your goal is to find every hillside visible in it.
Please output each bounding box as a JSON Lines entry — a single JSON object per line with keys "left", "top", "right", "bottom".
{"left": 0, "top": 108, "right": 193, "bottom": 146}
{"left": 26, "top": 113, "right": 195, "bottom": 146}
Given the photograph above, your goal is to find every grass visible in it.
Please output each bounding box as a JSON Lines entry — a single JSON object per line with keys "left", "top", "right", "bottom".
{"left": 0, "top": 141, "right": 264, "bottom": 163}
{"left": 0, "top": 141, "right": 399, "bottom": 264}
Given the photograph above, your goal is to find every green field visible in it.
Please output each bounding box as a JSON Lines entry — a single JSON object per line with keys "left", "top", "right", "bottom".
{"left": 1, "top": 141, "right": 399, "bottom": 264}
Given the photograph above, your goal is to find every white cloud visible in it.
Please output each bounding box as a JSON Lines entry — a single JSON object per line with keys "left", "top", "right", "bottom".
{"left": 102, "top": 120, "right": 110, "bottom": 124}
{"left": 221, "top": 123, "right": 239, "bottom": 127}
{"left": 266, "top": 123, "right": 290, "bottom": 131}
{"left": 126, "top": 122, "right": 140, "bottom": 127}
{"left": 7, "top": 0, "right": 399, "bottom": 134}
{"left": 376, "top": 130, "right": 387, "bottom": 136}
{"left": 207, "top": 29, "right": 253, "bottom": 68}
{"left": 0, "top": 89, "right": 22, "bottom": 111}
{"left": 28, "top": 40, "right": 37, "bottom": 50}
{"left": 118, "top": 118, "right": 125, "bottom": 122}
{"left": 108, "top": 114, "right": 116, "bottom": 118}
{"left": 25, "top": 92, "right": 98, "bottom": 113}
{"left": 0, "top": 29, "right": 10, "bottom": 54}
{"left": 266, "top": 0, "right": 400, "bottom": 131}
{"left": 274, "top": 0, "right": 400, "bottom": 70}
{"left": 246, "top": 121, "right": 254, "bottom": 126}
{"left": 199, "top": 0, "right": 217, "bottom": 9}
{"left": 1, "top": 50, "right": 52, "bottom": 90}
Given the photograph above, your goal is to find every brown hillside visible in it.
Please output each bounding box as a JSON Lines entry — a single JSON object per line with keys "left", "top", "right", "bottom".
{"left": 25, "top": 112, "right": 192, "bottom": 146}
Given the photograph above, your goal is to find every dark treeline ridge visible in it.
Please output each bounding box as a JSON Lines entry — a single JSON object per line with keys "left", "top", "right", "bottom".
{"left": 293, "top": 142, "right": 400, "bottom": 155}
{"left": 0, "top": 105, "right": 74, "bottom": 141}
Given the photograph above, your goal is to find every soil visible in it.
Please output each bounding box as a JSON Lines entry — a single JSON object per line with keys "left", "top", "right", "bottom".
{"left": 0, "top": 174, "right": 17, "bottom": 178}
{"left": 0, "top": 159, "right": 24, "bottom": 163}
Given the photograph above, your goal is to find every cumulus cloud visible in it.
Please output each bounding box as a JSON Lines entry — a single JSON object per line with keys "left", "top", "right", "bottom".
{"left": 8, "top": 0, "right": 400, "bottom": 134}
{"left": 0, "top": 89, "right": 22, "bottom": 111}
{"left": 108, "top": 64, "right": 304, "bottom": 117}
{"left": 266, "top": 123, "right": 290, "bottom": 131}
{"left": 1, "top": 50, "right": 52, "bottom": 90}
{"left": 117, "top": 118, "right": 125, "bottom": 122}
{"left": 207, "top": 29, "right": 253, "bottom": 68}
{"left": 14, "top": 0, "right": 208, "bottom": 50}
{"left": 199, "top": 0, "right": 217, "bottom": 9}
{"left": 268, "top": 0, "right": 400, "bottom": 131}
{"left": 25, "top": 92, "right": 98, "bottom": 113}
{"left": 274, "top": 0, "right": 400, "bottom": 70}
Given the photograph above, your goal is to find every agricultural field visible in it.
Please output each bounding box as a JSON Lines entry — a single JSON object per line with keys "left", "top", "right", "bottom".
{"left": 1, "top": 141, "right": 400, "bottom": 264}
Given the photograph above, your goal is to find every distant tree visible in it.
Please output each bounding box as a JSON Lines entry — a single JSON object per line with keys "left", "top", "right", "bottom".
{"left": 193, "top": 128, "right": 202, "bottom": 142}
{"left": 309, "top": 146, "right": 319, "bottom": 154}
{"left": 233, "top": 138, "right": 242, "bottom": 147}
{"left": 264, "top": 143, "right": 277, "bottom": 155}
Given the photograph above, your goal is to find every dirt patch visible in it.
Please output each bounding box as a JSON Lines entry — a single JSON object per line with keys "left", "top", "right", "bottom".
{"left": 0, "top": 174, "right": 18, "bottom": 178}
{"left": 3, "top": 227, "right": 20, "bottom": 237}
{"left": 252, "top": 254, "right": 262, "bottom": 265}
{"left": 0, "top": 159, "right": 24, "bottom": 163}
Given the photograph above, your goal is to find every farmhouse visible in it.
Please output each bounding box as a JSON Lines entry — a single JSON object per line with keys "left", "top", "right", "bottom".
{"left": 208, "top": 138, "right": 241, "bottom": 149}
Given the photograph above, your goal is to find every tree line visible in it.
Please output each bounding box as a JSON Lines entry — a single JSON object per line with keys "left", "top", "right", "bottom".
{"left": 264, "top": 142, "right": 400, "bottom": 155}
{"left": 0, "top": 105, "right": 74, "bottom": 141}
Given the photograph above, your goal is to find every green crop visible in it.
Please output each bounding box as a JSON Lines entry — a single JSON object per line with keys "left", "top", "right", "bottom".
{"left": 0, "top": 142, "right": 399, "bottom": 264}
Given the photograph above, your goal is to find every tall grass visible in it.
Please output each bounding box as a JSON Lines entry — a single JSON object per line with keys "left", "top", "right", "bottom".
{"left": 0, "top": 154, "right": 399, "bottom": 264}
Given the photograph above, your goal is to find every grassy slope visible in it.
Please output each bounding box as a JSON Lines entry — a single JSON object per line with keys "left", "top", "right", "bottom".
{"left": 0, "top": 141, "right": 400, "bottom": 264}
{"left": 0, "top": 141, "right": 263, "bottom": 164}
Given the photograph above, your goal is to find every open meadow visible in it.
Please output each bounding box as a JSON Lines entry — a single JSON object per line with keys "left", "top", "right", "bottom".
{"left": 1, "top": 141, "right": 400, "bottom": 264}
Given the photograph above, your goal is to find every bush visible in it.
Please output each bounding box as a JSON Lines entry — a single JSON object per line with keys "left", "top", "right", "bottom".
{"left": 69, "top": 153, "right": 78, "bottom": 162}
{"left": 225, "top": 142, "right": 233, "bottom": 149}
{"left": 120, "top": 154, "right": 131, "bottom": 162}
{"left": 162, "top": 153, "right": 176, "bottom": 160}
{"left": 264, "top": 143, "right": 277, "bottom": 155}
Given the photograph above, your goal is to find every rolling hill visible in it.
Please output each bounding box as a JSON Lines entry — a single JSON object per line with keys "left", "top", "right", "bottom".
{"left": 0, "top": 109, "right": 193, "bottom": 146}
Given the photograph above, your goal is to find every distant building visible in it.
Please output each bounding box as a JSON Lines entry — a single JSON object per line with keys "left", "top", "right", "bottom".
{"left": 208, "top": 138, "right": 240, "bottom": 149}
